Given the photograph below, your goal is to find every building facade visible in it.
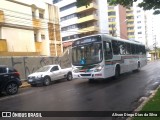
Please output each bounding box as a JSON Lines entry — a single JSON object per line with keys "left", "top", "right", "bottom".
{"left": 108, "top": 5, "right": 128, "bottom": 39}
{"left": 0, "top": 0, "right": 62, "bottom": 56}
{"left": 53, "top": 0, "right": 108, "bottom": 49}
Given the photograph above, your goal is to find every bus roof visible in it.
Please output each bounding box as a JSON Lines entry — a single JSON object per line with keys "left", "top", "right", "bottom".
{"left": 72, "top": 34, "right": 144, "bottom": 46}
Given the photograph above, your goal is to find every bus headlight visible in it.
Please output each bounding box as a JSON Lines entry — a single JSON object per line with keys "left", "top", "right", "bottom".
{"left": 94, "top": 65, "right": 103, "bottom": 72}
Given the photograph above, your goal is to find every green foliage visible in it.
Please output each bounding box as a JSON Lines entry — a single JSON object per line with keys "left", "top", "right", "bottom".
{"left": 133, "top": 89, "right": 160, "bottom": 120}
{"left": 76, "top": 0, "right": 92, "bottom": 7}
{"left": 108, "top": 0, "right": 160, "bottom": 14}
{"left": 76, "top": 0, "right": 160, "bottom": 14}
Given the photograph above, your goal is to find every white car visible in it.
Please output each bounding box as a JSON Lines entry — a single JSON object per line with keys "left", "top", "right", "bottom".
{"left": 27, "top": 64, "right": 72, "bottom": 86}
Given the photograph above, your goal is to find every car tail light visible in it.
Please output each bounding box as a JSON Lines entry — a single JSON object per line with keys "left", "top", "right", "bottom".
{"left": 14, "top": 72, "right": 20, "bottom": 77}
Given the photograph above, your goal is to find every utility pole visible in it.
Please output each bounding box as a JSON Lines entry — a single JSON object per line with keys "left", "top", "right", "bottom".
{"left": 111, "top": 24, "right": 115, "bottom": 37}
{"left": 153, "top": 35, "right": 157, "bottom": 60}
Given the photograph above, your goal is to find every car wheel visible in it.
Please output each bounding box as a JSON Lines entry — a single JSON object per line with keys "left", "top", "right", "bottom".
{"left": 31, "top": 84, "right": 37, "bottom": 87}
{"left": 67, "top": 73, "right": 72, "bottom": 81}
{"left": 43, "top": 77, "right": 51, "bottom": 86}
{"left": 88, "top": 79, "right": 95, "bottom": 83}
{"left": 5, "top": 82, "right": 18, "bottom": 95}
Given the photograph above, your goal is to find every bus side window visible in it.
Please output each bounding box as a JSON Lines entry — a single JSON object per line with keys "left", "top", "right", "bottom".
{"left": 104, "top": 41, "right": 112, "bottom": 60}
{"left": 112, "top": 40, "right": 120, "bottom": 55}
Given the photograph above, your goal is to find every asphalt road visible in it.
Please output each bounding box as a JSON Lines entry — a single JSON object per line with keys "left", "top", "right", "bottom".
{"left": 0, "top": 60, "right": 160, "bottom": 120}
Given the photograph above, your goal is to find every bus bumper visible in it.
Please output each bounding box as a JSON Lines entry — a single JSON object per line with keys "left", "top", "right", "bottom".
{"left": 73, "top": 72, "right": 104, "bottom": 79}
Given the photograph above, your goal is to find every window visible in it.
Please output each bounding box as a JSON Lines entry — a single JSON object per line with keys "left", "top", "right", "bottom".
{"left": 108, "top": 18, "right": 116, "bottom": 22}
{"left": 103, "top": 41, "right": 112, "bottom": 60}
{"left": 50, "top": 66, "right": 59, "bottom": 72}
{"left": 61, "top": 14, "right": 77, "bottom": 21}
{"left": 128, "top": 32, "right": 134, "bottom": 35}
{"left": 61, "top": 24, "right": 78, "bottom": 31}
{"left": 53, "top": 0, "right": 62, "bottom": 4}
{"left": 131, "top": 44, "right": 136, "bottom": 54}
{"left": 0, "top": 68, "right": 5, "bottom": 73}
{"left": 34, "top": 34, "right": 37, "bottom": 42}
{"left": 62, "top": 34, "right": 79, "bottom": 41}
{"left": 108, "top": 12, "right": 116, "bottom": 16}
{"left": 137, "top": 26, "right": 141, "bottom": 29}
{"left": 126, "top": 43, "right": 131, "bottom": 54}
{"left": 137, "top": 15, "right": 141, "bottom": 18}
{"left": 138, "top": 32, "right": 142, "bottom": 34}
{"left": 141, "top": 46, "right": 146, "bottom": 54}
{"left": 60, "top": 3, "right": 76, "bottom": 12}
{"left": 119, "top": 42, "right": 126, "bottom": 55}
{"left": 137, "top": 10, "right": 141, "bottom": 13}
{"left": 41, "top": 34, "right": 45, "bottom": 40}
{"left": 112, "top": 40, "right": 120, "bottom": 55}
{"left": 32, "top": 11, "right": 35, "bottom": 18}
{"left": 39, "top": 13, "right": 44, "bottom": 19}
{"left": 137, "top": 21, "right": 141, "bottom": 23}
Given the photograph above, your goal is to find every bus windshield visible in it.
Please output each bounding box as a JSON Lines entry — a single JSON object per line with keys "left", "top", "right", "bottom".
{"left": 72, "top": 42, "right": 103, "bottom": 66}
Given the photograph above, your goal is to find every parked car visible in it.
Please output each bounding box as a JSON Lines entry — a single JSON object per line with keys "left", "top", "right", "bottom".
{"left": 0, "top": 65, "right": 22, "bottom": 95}
{"left": 27, "top": 64, "right": 72, "bottom": 86}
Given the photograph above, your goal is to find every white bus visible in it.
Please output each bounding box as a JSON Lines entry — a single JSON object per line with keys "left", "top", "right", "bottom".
{"left": 72, "top": 34, "right": 147, "bottom": 82}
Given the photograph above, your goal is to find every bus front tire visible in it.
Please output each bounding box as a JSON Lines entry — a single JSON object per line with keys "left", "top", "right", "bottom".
{"left": 88, "top": 79, "right": 95, "bottom": 83}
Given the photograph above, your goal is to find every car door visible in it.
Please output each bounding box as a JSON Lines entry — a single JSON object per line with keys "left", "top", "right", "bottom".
{"left": 50, "top": 66, "right": 60, "bottom": 81}
{"left": 0, "top": 67, "right": 10, "bottom": 91}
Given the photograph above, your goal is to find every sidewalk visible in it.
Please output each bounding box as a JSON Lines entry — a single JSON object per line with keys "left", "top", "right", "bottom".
{"left": 20, "top": 80, "right": 31, "bottom": 88}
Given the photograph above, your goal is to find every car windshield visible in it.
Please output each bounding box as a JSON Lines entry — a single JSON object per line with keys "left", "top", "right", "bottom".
{"left": 72, "top": 42, "right": 103, "bottom": 66}
{"left": 36, "top": 66, "right": 51, "bottom": 72}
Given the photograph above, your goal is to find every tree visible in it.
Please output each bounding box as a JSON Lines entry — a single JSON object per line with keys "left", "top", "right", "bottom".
{"left": 109, "top": 0, "right": 160, "bottom": 14}
{"left": 76, "top": 0, "right": 92, "bottom": 7}
{"left": 76, "top": 0, "right": 160, "bottom": 14}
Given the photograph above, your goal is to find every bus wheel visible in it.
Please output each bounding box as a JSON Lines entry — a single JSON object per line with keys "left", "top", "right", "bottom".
{"left": 134, "top": 62, "right": 140, "bottom": 72}
{"left": 114, "top": 66, "right": 120, "bottom": 79}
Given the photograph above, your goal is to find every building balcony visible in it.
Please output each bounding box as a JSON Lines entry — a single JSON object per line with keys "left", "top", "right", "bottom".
{"left": 77, "top": 3, "right": 98, "bottom": 13}
{"left": 109, "top": 22, "right": 116, "bottom": 25}
{"left": 0, "top": 10, "right": 5, "bottom": 23}
{"left": 35, "top": 42, "right": 42, "bottom": 53}
{"left": 0, "top": 39, "right": 7, "bottom": 52}
{"left": 128, "top": 35, "right": 135, "bottom": 38}
{"left": 78, "top": 26, "right": 99, "bottom": 34}
{"left": 127, "top": 19, "right": 134, "bottom": 22}
{"left": 126, "top": 14, "right": 134, "bottom": 17}
{"left": 127, "top": 29, "right": 135, "bottom": 32}
{"left": 108, "top": 9, "right": 115, "bottom": 12}
{"left": 108, "top": 15, "right": 116, "bottom": 18}
{"left": 127, "top": 24, "right": 134, "bottom": 27}
{"left": 32, "top": 18, "right": 41, "bottom": 29}
{"left": 109, "top": 27, "right": 116, "bottom": 31}
{"left": 77, "top": 15, "right": 98, "bottom": 24}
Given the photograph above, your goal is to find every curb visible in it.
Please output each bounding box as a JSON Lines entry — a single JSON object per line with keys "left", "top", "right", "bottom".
{"left": 127, "top": 85, "right": 160, "bottom": 120}
{"left": 20, "top": 81, "right": 31, "bottom": 88}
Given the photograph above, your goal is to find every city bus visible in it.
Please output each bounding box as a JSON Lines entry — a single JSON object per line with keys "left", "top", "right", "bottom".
{"left": 72, "top": 34, "right": 147, "bottom": 82}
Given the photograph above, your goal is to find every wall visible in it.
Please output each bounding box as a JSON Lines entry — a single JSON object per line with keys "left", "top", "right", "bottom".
{"left": 0, "top": 49, "right": 72, "bottom": 80}
{"left": 2, "top": 27, "right": 35, "bottom": 52}
{"left": 97, "top": 0, "right": 108, "bottom": 34}
{"left": 1, "top": 0, "right": 32, "bottom": 27}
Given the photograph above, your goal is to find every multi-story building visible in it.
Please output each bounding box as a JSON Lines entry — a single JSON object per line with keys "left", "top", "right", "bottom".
{"left": 0, "top": 0, "right": 62, "bottom": 56}
{"left": 53, "top": 0, "right": 108, "bottom": 49}
{"left": 133, "top": 1, "right": 146, "bottom": 45}
{"left": 108, "top": 5, "right": 128, "bottom": 39}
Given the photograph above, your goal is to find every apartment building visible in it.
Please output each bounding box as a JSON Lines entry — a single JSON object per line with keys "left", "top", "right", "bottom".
{"left": 108, "top": 5, "right": 128, "bottom": 39}
{"left": 0, "top": 0, "right": 62, "bottom": 56}
{"left": 53, "top": 0, "right": 108, "bottom": 49}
